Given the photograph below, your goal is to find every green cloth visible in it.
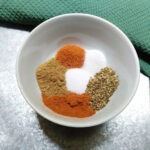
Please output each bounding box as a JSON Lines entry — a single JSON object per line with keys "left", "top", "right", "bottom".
{"left": 0, "top": 0, "right": 150, "bottom": 77}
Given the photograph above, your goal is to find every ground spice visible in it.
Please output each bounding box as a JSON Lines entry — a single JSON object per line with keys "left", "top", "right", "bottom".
{"left": 86, "top": 67, "right": 119, "bottom": 111}
{"left": 42, "top": 93, "right": 95, "bottom": 118}
{"left": 36, "top": 58, "right": 69, "bottom": 97}
{"left": 56, "top": 45, "right": 85, "bottom": 68}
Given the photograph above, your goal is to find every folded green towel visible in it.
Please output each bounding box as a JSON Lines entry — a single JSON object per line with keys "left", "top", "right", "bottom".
{"left": 0, "top": 0, "right": 150, "bottom": 77}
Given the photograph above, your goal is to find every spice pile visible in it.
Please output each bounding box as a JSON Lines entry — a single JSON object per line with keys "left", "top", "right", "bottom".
{"left": 36, "top": 45, "right": 119, "bottom": 118}
{"left": 86, "top": 67, "right": 119, "bottom": 111}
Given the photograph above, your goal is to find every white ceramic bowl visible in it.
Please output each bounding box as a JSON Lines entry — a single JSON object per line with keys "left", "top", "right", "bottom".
{"left": 16, "top": 14, "right": 140, "bottom": 127}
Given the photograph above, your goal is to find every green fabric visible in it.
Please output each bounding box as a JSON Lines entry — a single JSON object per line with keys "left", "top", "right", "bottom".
{"left": 0, "top": 0, "right": 150, "bottom": 77}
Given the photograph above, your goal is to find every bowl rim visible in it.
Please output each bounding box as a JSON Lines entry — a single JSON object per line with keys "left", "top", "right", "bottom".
{"left": 16, "top": 13, "right": 140, "bottom": 128}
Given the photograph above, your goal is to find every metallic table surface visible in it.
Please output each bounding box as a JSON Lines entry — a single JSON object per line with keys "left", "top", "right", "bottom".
{"left": 0, "top": 24, "right": 150, "bottom": 150}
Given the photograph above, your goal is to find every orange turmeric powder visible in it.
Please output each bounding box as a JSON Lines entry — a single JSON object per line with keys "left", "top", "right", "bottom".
{"left": 42, "top": 93, "right": 95, "bottom": 118}
{"left": 56, "top": 45, "right": 85, "bottom": 68}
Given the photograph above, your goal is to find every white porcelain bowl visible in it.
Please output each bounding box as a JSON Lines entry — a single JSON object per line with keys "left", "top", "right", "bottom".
{"left": 16, "top": 14, "right": 140, "bottom": 127}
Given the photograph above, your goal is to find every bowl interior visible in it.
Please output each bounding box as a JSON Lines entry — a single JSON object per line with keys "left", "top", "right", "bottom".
{"left": 17, "top": 14, "right": 139, "bottom": 127}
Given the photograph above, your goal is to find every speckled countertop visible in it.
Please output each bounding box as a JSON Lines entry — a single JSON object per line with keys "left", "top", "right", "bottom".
{"left": 0, "top": 23, "right": 150, "bottom": 150}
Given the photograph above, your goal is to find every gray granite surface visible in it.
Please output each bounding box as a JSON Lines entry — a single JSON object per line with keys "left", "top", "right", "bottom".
{"left": 0, "top": 23, "right": 150, "bottom": 150}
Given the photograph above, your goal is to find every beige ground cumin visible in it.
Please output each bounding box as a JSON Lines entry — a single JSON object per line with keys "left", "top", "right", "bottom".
{"left": 36, "top": 58, "right": 69, "bottom": 97}
{"left": 86, "top": 67, "right": 119, "bottom": 111}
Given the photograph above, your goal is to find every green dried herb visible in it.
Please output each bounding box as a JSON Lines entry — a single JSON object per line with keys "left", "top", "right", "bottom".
{"left": 86, "top": 67, "right": 119, "bottom": 111}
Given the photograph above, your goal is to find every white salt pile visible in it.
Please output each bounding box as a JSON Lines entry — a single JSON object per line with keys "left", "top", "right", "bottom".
{"left": 82, "top": 50, "right": 106, "bottom": 77}
{"left": 66, "top": 68, "right": 91, "bottom": 94}
{"left": 65, "top": 49, "right": 106, "bottom": 94}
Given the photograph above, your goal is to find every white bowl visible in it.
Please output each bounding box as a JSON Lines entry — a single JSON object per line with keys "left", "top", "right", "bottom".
{"left": 16, "top": 14, "right": 140, "bottom": 127}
